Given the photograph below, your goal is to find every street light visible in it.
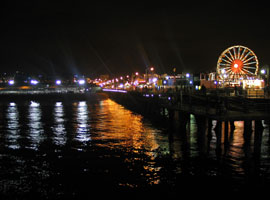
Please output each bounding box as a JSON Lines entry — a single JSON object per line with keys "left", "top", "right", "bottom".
{"left": 56, "top": 80, "right": 61, "bottom": 85}
{"left": 78, "top": 79, "right": 85, "bottom": 85}
{"left": 8, "top": 80, "right": 15, "bottom": 85}
{"left": 260, "top": 65, "right": 269, "bottom": 87}
{"left": 30, "top": 80, "right": 38, "bottom": 85}
{"left": 152, "top": 77, "right": 158, "bottom": 83}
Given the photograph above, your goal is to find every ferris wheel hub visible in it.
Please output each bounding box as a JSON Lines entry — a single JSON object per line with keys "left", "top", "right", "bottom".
{"left": 231, "top": 59, "right": 243, "bottom": 72}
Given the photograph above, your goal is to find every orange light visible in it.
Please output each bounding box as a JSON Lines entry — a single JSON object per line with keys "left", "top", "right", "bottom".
{"left": 19, "top": 86, "right": 30, "bottom": 89}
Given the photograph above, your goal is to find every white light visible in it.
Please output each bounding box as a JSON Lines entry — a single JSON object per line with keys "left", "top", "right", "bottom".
{"left": 186, "top": 73, "right": 190, "bottom": 78}
{"left": 102, "top": 89, "right": 127, "bottom": 93}
{"left": 78, "top": 79, "right": 85, "bottom": 85}
{"left": 221, "top": 69, "right": 226, "bottom": 74}
{"left": 234, "top": 64, "right": 238, "bottom": 68}
{"left": 30, "top": 80, "right": 38, "bottom": 85}
{"left": 261, "top": 69, "right": 266, "bottom": 74}
{"left": 30, "top": 101, "right": 40, "bottom": 107}
{"left": 8, "top": 80, "right": 15, "bottom": 85}
{"left": 254, "top": 79, "right": 262, "bottom": 86}
{"left": 118, "top": 83, "right": 124, "bottom": 88}
{"left": 78, "top": 101, "right": 87, "bottom": 107}
{"left": 56, "top": 102, "right": 62, "bottom": 107}
{"left": 56, "top": 80, "right": 61, "bottom": 85}
{"left": 152, "top": 77, "right": 158, "bottom": 83}
{"left": 10, "top": 102, "right": 16, "bottom": 107}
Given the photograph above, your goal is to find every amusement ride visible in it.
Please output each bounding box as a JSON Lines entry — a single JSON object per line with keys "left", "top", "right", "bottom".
{"left": 217, "top": 45, "right": 261, "bottom": 88}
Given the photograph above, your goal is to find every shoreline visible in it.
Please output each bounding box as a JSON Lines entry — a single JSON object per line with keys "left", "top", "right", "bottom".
{"left": 0, "top": 92, "right": 108, "bottom": 103}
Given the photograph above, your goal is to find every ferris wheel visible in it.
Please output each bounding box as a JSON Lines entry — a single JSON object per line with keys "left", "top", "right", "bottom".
{"left": 217, "top": 45, "right": 259, "bottom": 82}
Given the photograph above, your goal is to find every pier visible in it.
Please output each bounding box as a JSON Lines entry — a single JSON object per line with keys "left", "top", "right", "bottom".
{"left": 105, "top": 89, "right": 270, "bottom": 139}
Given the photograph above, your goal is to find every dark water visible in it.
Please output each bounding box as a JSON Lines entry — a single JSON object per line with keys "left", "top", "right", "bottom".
{"left": 0, "top": 94, "right": 270, "bottom": 199}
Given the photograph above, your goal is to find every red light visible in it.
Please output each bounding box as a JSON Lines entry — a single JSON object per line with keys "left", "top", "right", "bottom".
{"left": 231, "top": 59, "right": 243, "bottom": 73}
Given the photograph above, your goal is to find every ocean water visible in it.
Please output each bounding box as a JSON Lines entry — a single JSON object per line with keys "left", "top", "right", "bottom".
{"left": 0, "top": 94, "right": 269, "bottom": 199}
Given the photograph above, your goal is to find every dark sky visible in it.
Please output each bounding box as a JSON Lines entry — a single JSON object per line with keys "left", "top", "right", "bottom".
{"left": 1, "top": 1, "right": 270, "bottom": 78}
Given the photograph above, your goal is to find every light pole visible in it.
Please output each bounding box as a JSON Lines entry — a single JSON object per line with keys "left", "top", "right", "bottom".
{"left": 145, "top": 66, "right": 154, "bottom": 84}
{"left": 261, "top": 65, "right": 269, "bottom": 87}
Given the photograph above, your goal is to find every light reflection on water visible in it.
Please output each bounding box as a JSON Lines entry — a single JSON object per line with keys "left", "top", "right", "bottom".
{"left": 6, "top": 102, "right": 20, "bottom": 149}
{"left": 75, "top": 101, "right": 91, "bottom": 144}
{"left": 93, "top": 99, "right": 162, "bottom": 152}
{"left": 28, "top": 101, "right": 44, "bottom": 150}
{"left": 0, "top": 97, "right": 270, "bottom": 197}
{"left": 52, "top": 102, "right": 67, "bottom": 146}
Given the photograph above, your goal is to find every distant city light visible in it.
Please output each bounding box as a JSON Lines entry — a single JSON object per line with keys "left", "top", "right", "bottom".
{"left": 261, "top": 69, "right": 266, "bottom": 74}
{"left": 78, "top": 79, "right": 85, "bottom": 85}
{"left": 134, "top": 80, "right": 138, "bottom": 85}
{"left": 30, "top": 80, "right": 38, "bottom": 85}
{"left": 102, "top": 88, "right": 127, "bottom": 93}
{"left": 152, "top": 77, "right": 158, "bottom": 83}
{"left": 8, "top": 80, "right": 15, "bottom": 85}
{"left": 118, "top": 83, "right": 124, "bottom": 88}
{"left": 186, "top": 73, "right": 190, "bottom": 78}
{"left": 56, "top": 80, "right": 61, "bottom": 85}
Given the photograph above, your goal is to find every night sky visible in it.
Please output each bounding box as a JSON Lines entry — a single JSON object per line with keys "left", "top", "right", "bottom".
{"left": 1, "top": 1, "right": 270, "bottom": 78}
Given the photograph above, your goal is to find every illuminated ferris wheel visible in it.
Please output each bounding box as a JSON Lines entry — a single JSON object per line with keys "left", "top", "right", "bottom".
{"left": 217, "top": 45, "right": 259, "bottom": 82}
